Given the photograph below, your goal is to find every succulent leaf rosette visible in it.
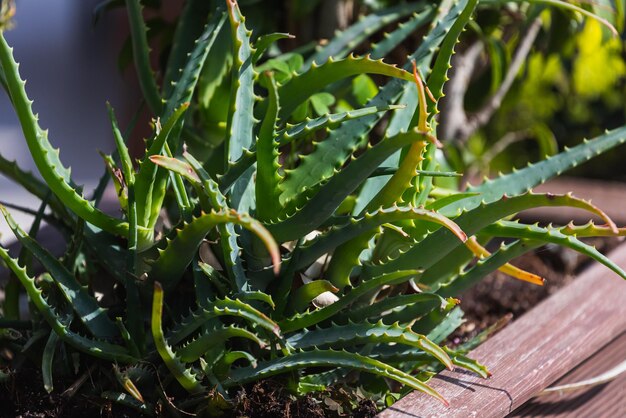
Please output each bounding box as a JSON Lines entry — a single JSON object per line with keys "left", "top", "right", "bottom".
{"left": 0, "top": 0, "right": 625, "bottom": 414}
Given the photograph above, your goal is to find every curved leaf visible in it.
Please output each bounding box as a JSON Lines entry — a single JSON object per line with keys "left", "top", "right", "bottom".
{"left": 295, "top": 206, "right": 467, "bottom": 271}
{"left": 177, "top": 325, "right": 265, "bottom": 363}
{"left": 444, "top": 347, "right": 490, "bottom": 379}
{"left": 287, "top": 320, "right": 452, "bottom": 370}
{"left": 291, "top": 280, "right": 339, "bottom": 313}
{"left": 442, "top": 127, "right": 626, "bottom": 217}
{"left": 482, "top": 221, "right": 626, "bottom": 280}
{"left": 438, "top": 240, "right": 541, "bottom": 297}
{"left": 167, "top": 297, "right": 280, "bottom": 345}
{"left": 223, "top": 349, "right": 448, "bottom": 405}
{"left": 150, "top": 210, "right": 280, "bottom": 290}
{"left": 184, "top": 153, "right": 251, "bottom": 291}
{"left": 280, "top": 270, "right": 420, "bottom": 333}
{"left": 252, "top": 32, "right": 294, "bottom": 64}
{"left": 368, "top": 193, "right": 625, "bottom": 287}
{"left": 465, "top": 236, "right": 544, "bottom": 285}
{"left": 151, "top": 283, "right": 204, "bottom": 393}
{"left": 278, "top": 55, "right": 414, "bottom": 122}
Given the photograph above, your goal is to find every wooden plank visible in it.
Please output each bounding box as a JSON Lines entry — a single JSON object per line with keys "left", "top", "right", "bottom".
{"left": 522, "top": 177, "right": 626, "bottom": 225}
{"left": 511, "top": 331, "right": 626, "bottom": 417}
{"left": 378, "top": 243, "right": 626, "bottom": 418}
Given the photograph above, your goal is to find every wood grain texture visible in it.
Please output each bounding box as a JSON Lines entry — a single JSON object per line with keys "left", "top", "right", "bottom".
{"left": 512, "top": 331, "right": 626, "bottom": 417}
{"left": 378, "top": 243, "right": 626, "bottom": 418}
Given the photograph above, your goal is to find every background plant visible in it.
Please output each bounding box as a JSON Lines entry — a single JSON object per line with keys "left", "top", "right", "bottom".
{"left": 438, "top": 0, "right": 626, "bottom": 181}
{"left": 1, "top": 0, "right": 626, "bottom": 416}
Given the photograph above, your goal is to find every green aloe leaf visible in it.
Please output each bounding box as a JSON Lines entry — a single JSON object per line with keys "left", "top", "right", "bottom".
{"left": 134, "top": 103, "right": 189, "bottom": 232}
{"left": 370, "top": 8, "right": 435, "bottom": 59}
{"left": 235, "top": 291, "right": 276, "bottom": 309}
{"left": 0, "top": 246, "right": 135, "bottom": 362}
{"left": 438, "top": 240, "right": 541, "bottom": 297}
{"left": 280, "top": 270, "right": 420, "bottom": 333}
{"left": 295, "top": 206, "right": 467, "bottom": 272}
{"left": 482, "top": 221, "right": 626, "bottom": 280}
{"left": 184, "top": 153, "right": 252, "bottom": 291}
{"left": 177, "top": 325, "right": 265, "bottom": 363}
{"left": 107, "top": 103, "right": 135, "bottom": 186}
{"left": 368, "top": 193, "right": 615, "bottom": 287}
{"left": 278, "top": 55, "right": 414, "bottom": 121}
{"left": 0, "top": 33, "right": 128, "bottom": 236}
{"left": 1, "top": 206, "right": 119, "bottom": 338}
{"left": 219, "top": 104, "right": 404, "bottom": 192}
{"left": 426, "top": 0, "right": 478, "bottom": 117}
{"left": 223, "top": 349, "right": 448, "bottom": 405}
{"left": 198, "top": 19, "right": 232, "bottom": 112}
{"left": 149, "top": 210, "right": 280, "bottom": 291}
{"left": 0, "top": 154, "right": 69, "bottom": 220}
{"left": 151, "top": 283, "right": 205, "bottom": 393}
{"left": 167, "top": 296, "right": 281, "bottom": 345}
{"left": 291, "top": 281, "right": 339, "bottom": 313}
{"left": 441, "top": 126, "right": 626, "bottom": 217}
{"left": 270, "top": 130, "right": 430, "bottom": 241}
{"left": 42, "top": 331, "right": 60, "bottom": 393}
{"left": 252, "top": 32, "right": 294, "bottom": 64}
{"left": 280, "top": 105, "right": 405, "bottom": 144}
{"left": 162, "top": 10, "right": 226, "bottom": 121}
{"left": 125, "top": 0, "right": 162, "bottom": 114}
{"left": 162, "top": 0, "right": 216, "bottom": 97}
{"left": 304, "top": 2, "right": 428, "bottom": 69}
{"left": 384, "top": 293, "right": 457, "bottom": 326}
{"left": 559, "top": 222, "right": 626, "bottom": 238}
{"left": 225, "top": 0, "right": 256, "bottom": 167}
{"left": 278, "top": 0, "right": 472, "bottom": 207}
{"left": 287, "top": 320, "right": 452, "bottom": 370}
{"left": 255, "top": 72, "right": 282, "bottom": 221}
{"left": 340, "top": 293, "right": 450, "bottom": 324}
{"left": 443, "top": 347, "right": 491, "bottom": 379}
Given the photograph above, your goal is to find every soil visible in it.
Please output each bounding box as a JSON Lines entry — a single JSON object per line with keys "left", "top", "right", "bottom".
{"left": 232, "top": 380, "right": 326, "bottom": 418}
{"left": 224, "top": 380, "right": 377, "bottom": 418}
{"left": 0, "top": 366, "right": 136, "bottom": 418}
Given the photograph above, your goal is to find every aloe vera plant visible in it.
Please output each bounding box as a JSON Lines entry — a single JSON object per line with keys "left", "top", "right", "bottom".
{"left": 1, "top": 0, "right": 626, "bottom": 415}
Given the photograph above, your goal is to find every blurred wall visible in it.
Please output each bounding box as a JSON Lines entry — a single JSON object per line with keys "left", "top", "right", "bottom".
{"left": 0, "top": 1, "right": 138, "bottom": 242}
